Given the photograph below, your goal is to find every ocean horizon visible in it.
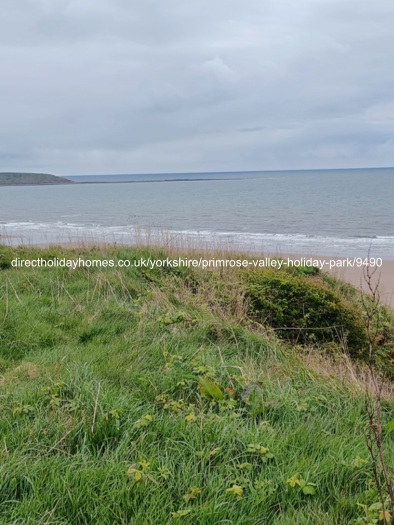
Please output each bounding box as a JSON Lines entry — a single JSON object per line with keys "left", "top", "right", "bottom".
{"left": 1, "top": 167, "right": 394, "bottom": 259}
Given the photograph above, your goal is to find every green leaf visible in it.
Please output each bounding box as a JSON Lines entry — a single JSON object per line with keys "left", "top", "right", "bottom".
{"left": 183, "top": 486, "right": 201, "bottom": 503}
{"left": 302, "top": 485, "right": 316, "bottom": 495}
{"left": 385, "top": 419, "right": 394, "bottom": 433}
{"left": 286, "top": 475, "right": 299, "bottom": 488}
{"left": 199, "top": 377, "right": 224, "bottom": 400}
{"left": 368, "top": 502, "right": 383, "bottom": 511}
{"left": 226, "top": 484, "right": 243, "bottom": 499}
{"left": 171, "top": 509, "right": 191, "bottom": 518}
{"left": 238, "top": 462, "right": 252, "bottom": 470}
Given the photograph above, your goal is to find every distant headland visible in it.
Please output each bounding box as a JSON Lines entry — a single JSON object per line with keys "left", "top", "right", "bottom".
{"left": 0, "top": 172, "right": 73, "bottom": 186}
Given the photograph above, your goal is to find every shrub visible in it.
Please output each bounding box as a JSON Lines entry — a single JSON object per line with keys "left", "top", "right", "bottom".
{"left": 244, "top": 269, "right": 368, "bottom": 354}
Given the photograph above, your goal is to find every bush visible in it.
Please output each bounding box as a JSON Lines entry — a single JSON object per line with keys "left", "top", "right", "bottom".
{"left": 244, "top": 269, "right": 368, "bottom": 354}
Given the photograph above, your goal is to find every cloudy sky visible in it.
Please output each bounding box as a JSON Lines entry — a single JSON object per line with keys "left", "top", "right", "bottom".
{"left": 1, "top": 0, "right": 393, "bottom": 175}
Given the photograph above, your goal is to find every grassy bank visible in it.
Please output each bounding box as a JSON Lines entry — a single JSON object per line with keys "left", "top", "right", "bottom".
{"left": 1, "top": 244, "right": 394, "bottom": 525}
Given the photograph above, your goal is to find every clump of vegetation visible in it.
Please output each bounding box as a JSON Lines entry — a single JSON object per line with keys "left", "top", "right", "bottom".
{"left": 0, "top": 244, "right": 393, "bottom": 524}
{"left": 245, "top": 268, "right": 367, "bottom": 348}
{"left": 244, "top": 267, "right": 394, "bottom": 373}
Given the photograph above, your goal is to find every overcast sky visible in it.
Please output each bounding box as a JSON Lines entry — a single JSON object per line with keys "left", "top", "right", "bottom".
{"left": 1, "top": 0, "right": 393, "bottom": 175}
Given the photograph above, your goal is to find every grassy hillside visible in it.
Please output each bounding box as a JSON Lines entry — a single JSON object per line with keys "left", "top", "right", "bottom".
{"left": 0, "top": 173, "right": 73, "bottom": 185}
{"left": 0, "top": 244, "right": 394, "bottom": 525}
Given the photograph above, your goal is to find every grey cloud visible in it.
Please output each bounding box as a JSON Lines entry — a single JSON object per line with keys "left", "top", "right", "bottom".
{"left": 0, "top": 0, "right": 393, "bottom": 174}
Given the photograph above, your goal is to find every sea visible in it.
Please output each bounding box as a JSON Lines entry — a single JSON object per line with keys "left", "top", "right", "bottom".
{"left": 1, "top": 168, "right": 393, "bottom": 259}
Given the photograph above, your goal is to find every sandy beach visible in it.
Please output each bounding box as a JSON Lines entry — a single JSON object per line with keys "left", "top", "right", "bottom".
{"left": 261, "top": 252, "right": 394, "bottom": 308}
{"left": 327, "top": 258, "right": 394, "bottom": 308}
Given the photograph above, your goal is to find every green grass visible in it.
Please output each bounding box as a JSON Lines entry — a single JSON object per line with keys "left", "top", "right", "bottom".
{"left": 0, "top": 244, "right": 393, "bottom": 524}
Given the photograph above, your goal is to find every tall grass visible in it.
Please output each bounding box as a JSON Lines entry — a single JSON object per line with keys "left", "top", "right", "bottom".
{"left": 0, "top": 244, "right": 393, "bottom": 524}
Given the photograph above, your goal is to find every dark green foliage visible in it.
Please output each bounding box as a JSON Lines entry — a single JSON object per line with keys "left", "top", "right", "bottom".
{"left": 0, "top": 246, "right": 13, "bottom": 269}
{"left": 245, "top": 269, "right": 368, "bottom": 353}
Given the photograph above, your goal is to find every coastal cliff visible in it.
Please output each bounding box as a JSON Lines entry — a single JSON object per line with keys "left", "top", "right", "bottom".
{"left": 0, "top": 172, "right": 73, "bottom": 186}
